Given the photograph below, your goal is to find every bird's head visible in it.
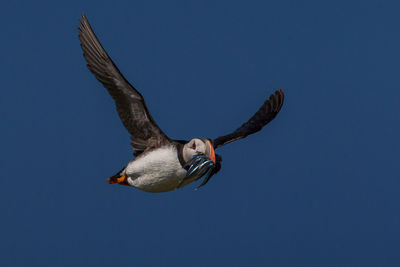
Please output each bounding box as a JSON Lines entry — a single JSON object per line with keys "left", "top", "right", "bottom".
{"left": 182, "top": 138, "right": 216, "bottom": 163}
{"left": 179, "top": 138, "right": 220, "bottom": 189}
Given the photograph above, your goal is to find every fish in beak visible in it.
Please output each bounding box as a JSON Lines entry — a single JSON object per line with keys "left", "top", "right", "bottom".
{"left": 177, "top": 139, "right": 217, "bottom": 189}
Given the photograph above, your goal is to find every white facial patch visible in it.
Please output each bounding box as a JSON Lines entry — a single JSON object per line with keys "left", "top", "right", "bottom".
{"left": 182, "top": 138, "right": 206, "bottom": 162}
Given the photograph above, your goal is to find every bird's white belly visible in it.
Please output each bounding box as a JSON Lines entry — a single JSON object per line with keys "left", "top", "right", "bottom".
{"left": 124, "top": 146, "right": 188, "bottom": 193}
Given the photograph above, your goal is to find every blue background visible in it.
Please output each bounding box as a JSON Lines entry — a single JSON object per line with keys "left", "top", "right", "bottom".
{"left": 1, "top": 0, "right": 399, "bottom": 266}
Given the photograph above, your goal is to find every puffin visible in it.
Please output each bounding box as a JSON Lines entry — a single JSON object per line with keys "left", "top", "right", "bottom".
{"left": 78, "top": 15, "right": 285, "bottom": 193}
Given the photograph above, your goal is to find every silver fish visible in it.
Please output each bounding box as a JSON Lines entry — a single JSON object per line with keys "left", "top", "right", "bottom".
{"left": 177, "top": 154, "right": 216, "bottom": 189}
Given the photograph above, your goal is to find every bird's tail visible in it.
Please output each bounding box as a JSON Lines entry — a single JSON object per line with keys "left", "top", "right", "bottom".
{"left": 107, "top": 167, "right": 128, "bottom": 185}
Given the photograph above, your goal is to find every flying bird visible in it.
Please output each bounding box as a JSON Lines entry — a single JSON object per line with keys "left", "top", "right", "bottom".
{"left": 78, "top": 15, "right": 284, "bottom": 193}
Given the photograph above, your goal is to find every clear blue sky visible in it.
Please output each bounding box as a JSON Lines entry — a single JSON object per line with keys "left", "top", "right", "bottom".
{"left": 1, "top": 0, "right": 399, "bottom": 266}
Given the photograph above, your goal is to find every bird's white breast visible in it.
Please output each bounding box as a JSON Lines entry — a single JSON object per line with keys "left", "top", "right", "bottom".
{"left": 124, "top": 146, "right": 188, "bottom": 193}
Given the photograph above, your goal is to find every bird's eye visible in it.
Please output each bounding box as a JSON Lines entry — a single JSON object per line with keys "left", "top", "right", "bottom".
{"left": 191, "top": 143, "right": 196, "bottom": 150}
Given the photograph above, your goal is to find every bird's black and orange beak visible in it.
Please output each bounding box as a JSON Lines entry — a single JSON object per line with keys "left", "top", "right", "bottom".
{"left": 204, "top": 139, "right": 216, "bottom": 163}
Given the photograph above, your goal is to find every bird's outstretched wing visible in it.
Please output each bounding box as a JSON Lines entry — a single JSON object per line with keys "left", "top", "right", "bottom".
{"left": 213, "top": 89, "right": 284, "bottom": 149}
{"left": 78, "top": 15, "right": 171, "bottom": 156}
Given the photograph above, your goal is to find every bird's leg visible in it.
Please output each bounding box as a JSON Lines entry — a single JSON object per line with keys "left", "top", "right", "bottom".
{"left": 107, "top": 174, "right": 129, "bottom": 185}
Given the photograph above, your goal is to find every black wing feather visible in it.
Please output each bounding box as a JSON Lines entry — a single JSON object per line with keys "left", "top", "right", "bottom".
{"left": 213, "top": 89, "right": 284, "bottom": 149}
{"left": 78, "top": 15, "right": 171, "bottom": 156}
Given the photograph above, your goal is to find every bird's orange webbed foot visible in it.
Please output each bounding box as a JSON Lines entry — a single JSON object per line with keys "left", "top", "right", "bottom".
{"left": 108, "top": 174, "right": 128, "bottom": 185}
